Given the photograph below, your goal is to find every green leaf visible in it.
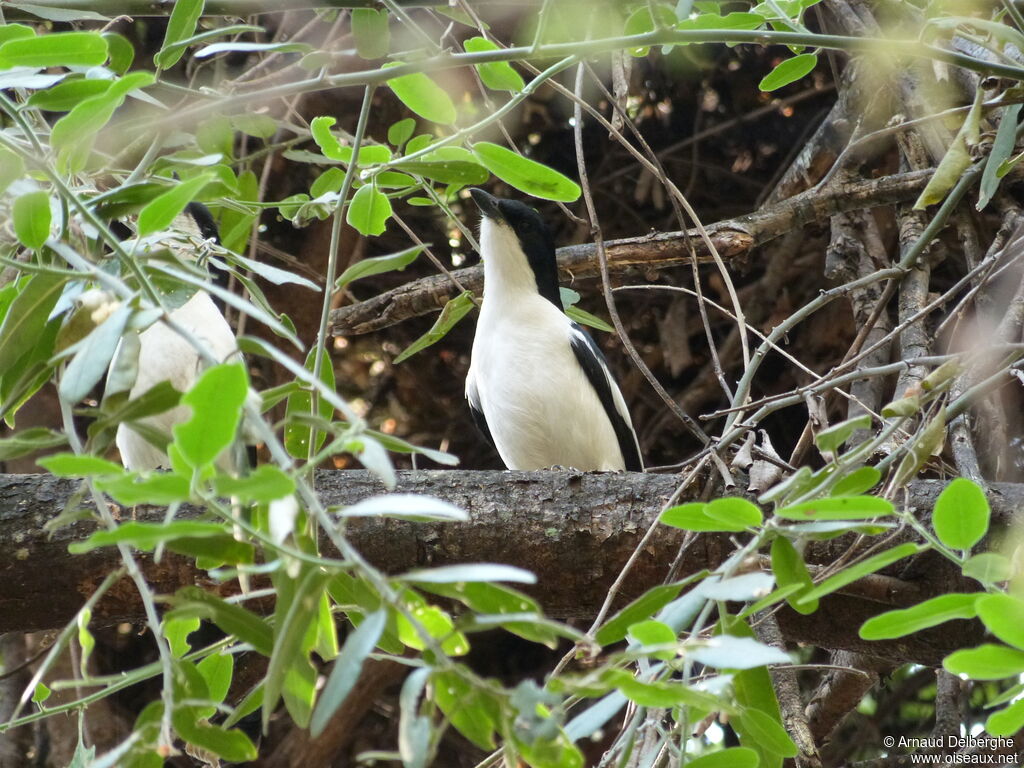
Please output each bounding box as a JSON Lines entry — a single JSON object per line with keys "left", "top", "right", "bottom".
{"left": 231, "top": 113, "right": 277, "bottom": 139}
{"left": 284, "top": 347, "right": 334, "bottom": 459}
{"left": 154, "top": 0, "right": 204, "bottom": 68}
{"left": 932, "top": 477, "right": 989, "bottom": 550}
{"left": 472, "top": 142, "right": 581, "bottom": 202}
{"left": 623, "top": 4, "right": 678, "bottom": 56}
{"left": 171, "top": 363, "right": 248, "bottom": 470}
{"left": 263, "top": 567, "right": 330, "bottom": 731}
{"left": 27, "top": 78, "right": 112, "bottom": 111}
{"left": 336, "top": 245, "right": 423, "bottom": 289}
{"left": 102, "top": 31, "right": 134, "bottom": 73}
{"left": 814, "top": 414, "right": 871, "bottom": 455}
{"left": 858, "top": 593, "right": 979, "bottom": 640}
{"left": 13, "top": 190, "right": 51, "bottom": 250}
{"left": 775, "top": 495, "right": 894, "bottom": 521}
{"left": 706, "top": 497, "right": 763, "bottom": 528}
{"left": 393, "top": 290, "right": 475, "bottom": 363}
{"left": 38, "top": 452, "right": 124, "bottom": 477}
{"left": 831, "top": 466, "right": 881, "bottom": 496}
{"left": 77, "top": 608, "right": 95, "bottom": 677}
{"left": 388, "top": 118, "right": 415, "bottom": 147}
{"left": 137, "top": 174, "right": 213, "bottom": 236}
{"left": 0, "top": 25, "right": 34, "bottom": 45}
{"left": 433, "top": 670, "right": 499, "bottom": 750}
{"left": 736, "top": 708, "right": 798, "bottom": 758}
{"left": 32, "top": 682, "right": 51, "bottom": 704}
{"left": 796, "top": 543, "right": 923, "bottom": 605}
{"left": 944, "top": 644, "right": 1024, "bottom": 680}
{"left": 195, "top": 41, "right": 311, "bottom": 58}
{"left": 770, "top": 537, "right": 817, "bottom": 614}
{"left": 394, "top": 159, "right": 489, "bottom": 185}
{"left": 384, "top": 63, "right": 457, "bottom": 124}
{"left": 565, "top": 305, "right": 613, "bottom": 333}
{"left": 172, "top": 707, "right": 257, "bottom": 763}
{"left": 396, "top": 604, "right": 468, "bottom": 655}
{"left": 95, "top": 473, "right": 191, "bottom": 505}
{"left": 759, "top": 53, "right": 817, "bottom": 91}
{"left": 979, "top": 103, "right": 1021, "bottom": 211}
{"left": 213, "top": 465, "right": 295, "bottom": 503}
{"left": 660, "top": 502, "right": 750, "bottom": 532}
{"left": 962, "top": 552, "right": 1011, "bottom": 584}
{"left": 0, "top": 31, "right": 108, "bottom": 68}
{"left": 345, "top": 183, "right": 392, "bottom": 237}
{"left": 464, "top": 37, "right": 525, "bottom": 91}
{"left": 976, "top": 594, "right": 1024, "bottom": 651}
{"left": 986, "top": 698, "right": 1024, "bottom": 737}
{"left": 0, "top": 427, "right": 66, "bottom": 460}
{"left": 170, "top": 586, "right": 274, "bottom": 656}
{"left": 59, "top": 304, "right": 131, "bottom": 404}
{"left": 50, "top": 71, "right": 156, "bottom": 162}
{"left": 68, "top": 521, "right": 226, "bottom": 553}
{"left": 915, "top": 90, "right": 983, "bottom": 209}
{"left": 0, "top": 273, "right": 65, "bottom": 380}
{"left": 892, "top": 406, "right": 947, "bottom": 487}
{"left": 164, "top": 614, "right": 200, "bottom": 657}
{"left": 595, "top": 579, "right": 699, "bottom": 646}
{"left": 352, "top": 8, "right": 390, "bottom": 59}
{"left": 310, "top": 610, "right": 386, "bottom": 738}
{"left": 684, "top": 748, "right": 760, "bottom": 768}
{"left": 0, "top": 148, "right": 25, "bottom": 196}
{"left": 606, "top": 669, "right": 723, "bottom": 711}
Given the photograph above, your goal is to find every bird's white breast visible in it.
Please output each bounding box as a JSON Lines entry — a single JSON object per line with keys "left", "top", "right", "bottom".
{"left": 467, "top": 293, "right": 626, "bottom": 471}
{"left": 115, "top": 291, "right": 239, "bottom": 470}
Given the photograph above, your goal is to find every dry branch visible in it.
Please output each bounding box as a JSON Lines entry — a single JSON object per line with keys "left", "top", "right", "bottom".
{"left": 329, "top": 169, "right": 931, "bottom": 336}
{"left": 1, "top": 470, "right": 1018, "bottom": 665}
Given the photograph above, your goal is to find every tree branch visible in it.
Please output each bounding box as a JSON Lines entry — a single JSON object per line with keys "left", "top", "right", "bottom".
{"left": 329, "top": 169, "right": 931, "bottom": 335}
{"left": 1, "top": 471, "right": 1016, "bottom": 665}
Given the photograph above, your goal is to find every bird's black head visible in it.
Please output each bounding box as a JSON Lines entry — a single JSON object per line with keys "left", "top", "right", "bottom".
{"left": 469, "top": 188, "right": 561, "bottom": 309}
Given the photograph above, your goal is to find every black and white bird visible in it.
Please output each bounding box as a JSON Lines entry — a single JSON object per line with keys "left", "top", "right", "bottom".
{"left": 112, "top": 203, "right": 244, "bottom": 471}
{"left": 465, "top": 188, "right": 643, "bottom": 472}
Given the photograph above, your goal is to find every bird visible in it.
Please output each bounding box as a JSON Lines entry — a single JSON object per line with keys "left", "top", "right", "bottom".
{"left": 112, "top": 202, "right": 244, "bottom": 471}
{"left": 465, "top": 188, "right": 643, "bottom": 472}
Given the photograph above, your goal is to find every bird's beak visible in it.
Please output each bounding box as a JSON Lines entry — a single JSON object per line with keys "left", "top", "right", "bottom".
{"left": 469, "top": 188, "right": 503, "bottom": 221}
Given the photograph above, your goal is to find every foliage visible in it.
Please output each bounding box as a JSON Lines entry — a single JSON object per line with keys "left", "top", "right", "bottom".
{"left": 0, "top": 1, "right": 1022, "bottom": 766}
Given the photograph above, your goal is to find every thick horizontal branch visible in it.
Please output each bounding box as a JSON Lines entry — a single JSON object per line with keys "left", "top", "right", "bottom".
{"left": 330, "top": 169, "right": 931, "bottom": 335}
{"left": 2, "top": 471, "right": 1019, "bottom": 664}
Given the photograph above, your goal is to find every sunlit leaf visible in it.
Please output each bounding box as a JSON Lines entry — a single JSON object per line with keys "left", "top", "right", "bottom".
{"left": 932, "top": 477, "right": 989, "bottom": 550}
{"left": 352, "top": 8, "right": 390, "bottom": 59}
{"left": 944, "top": 644, "right": 1024, "bottom": 680}
{"left": 336, "top": 245, "right": 423, "bottom": 289}
{"left": 393, "top": 290, "right": 475, "bottom": 363}
{"left": 859, "top": 594, "right": 978, "bottom": 640}
{"left": 464, "top": 37, "right": 525, "bottom": 91}
{"left": 154, "top": 0, "right": 203, "bottom": 68}
{"left": 13, "top": 190, "right": 51, "bottom": 250}
{"left": 384, "top": 63, "right": 457, "bottom": 125}
{"left": 472, "top": 142, "right": 581, "bottom": 201}
{"left": 0, "top": 31, "right": 107, "bottom": 68}
{"left": 759, "top": 53, "right": 817, "bottom": 91}
{"left": 346, "top": 183, "right": 392, "bottom": 236}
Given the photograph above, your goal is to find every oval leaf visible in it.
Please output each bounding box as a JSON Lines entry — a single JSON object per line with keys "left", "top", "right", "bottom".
{"left": 385, "top": 63, "right": 457, "bottom": 125}
{"left": 346, "top": 184, "right": 392, "bottom": 237}
{"left": 759, "top": 53, "right": 818, "bottom": 91}
{"left": 933, "top": 477, "right": 989, "bottom": 550}
{"left": 859, "top": 593, "right": 979, "bottom": 640}
{"left": 472, "top": 142, "right": 581, "bottom": 202}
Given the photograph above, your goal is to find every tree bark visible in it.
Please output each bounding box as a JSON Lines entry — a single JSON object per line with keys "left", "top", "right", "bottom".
{"left": 2, "top": 471, "right": 1018, "bottom": 664}
{"left": 329, "top": 169, "right": 932, "bottom": 335}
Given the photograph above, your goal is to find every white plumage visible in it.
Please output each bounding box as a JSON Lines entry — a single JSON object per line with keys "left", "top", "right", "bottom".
{"left": 465, "top": 190, "right": 642, "bottom": 472}
{"left": 112, "top": 207, "right": 242, "bottom": 471}
{"left": 115, "top": 290, "right": 240, "bottom": 470}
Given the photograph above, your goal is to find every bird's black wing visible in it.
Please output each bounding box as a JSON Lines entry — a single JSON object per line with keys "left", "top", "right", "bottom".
{"left": 466, "top": 378, "right": 496, "bottom": 451}
{"left": 568, "top": 324, "right": 644, "bottom": 471}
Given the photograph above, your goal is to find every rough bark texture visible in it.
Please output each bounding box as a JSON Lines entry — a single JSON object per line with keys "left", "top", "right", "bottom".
{"left": 1, "top": 471, "right": 1020, "bottom": 665}
{"left": 329, "top": 169, "right": 931, "bottom": 335}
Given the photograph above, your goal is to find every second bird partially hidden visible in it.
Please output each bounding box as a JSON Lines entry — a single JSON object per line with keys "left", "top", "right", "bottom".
{"left": 465, "top": 188, "right": 643, "bottom": 472}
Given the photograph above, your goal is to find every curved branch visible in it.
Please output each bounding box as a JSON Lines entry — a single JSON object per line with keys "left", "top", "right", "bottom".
{"left": 330, "top": 169, "right": 931, "bottom": 335}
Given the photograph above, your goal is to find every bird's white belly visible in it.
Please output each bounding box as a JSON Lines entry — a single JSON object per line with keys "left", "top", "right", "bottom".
{"left": 469, "top": 308, "right": 625, "bottom": 471}
{"left": 115, "top": 292, "right": 239, "bottom": 470}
